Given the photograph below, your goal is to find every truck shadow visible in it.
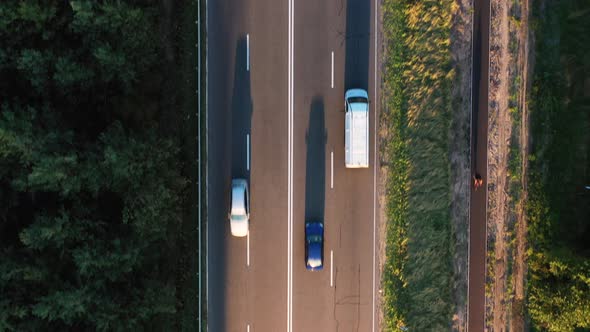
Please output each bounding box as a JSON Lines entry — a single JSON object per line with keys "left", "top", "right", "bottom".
{"left": 231, "top": 36, "right": 253, "bottom": 181}
{"left": 344, "top": 0, "right": 370, "bottom": 90}
{"left": 305, "top": 98, "right": 327, "bottom": 225}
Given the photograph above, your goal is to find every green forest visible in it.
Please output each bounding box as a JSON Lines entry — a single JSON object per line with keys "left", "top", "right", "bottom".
{"left": 0, "top": 1, "right": 201, "bottom": 330}
{"left": 527, "top": 0, "right": 590, "bottom": 331}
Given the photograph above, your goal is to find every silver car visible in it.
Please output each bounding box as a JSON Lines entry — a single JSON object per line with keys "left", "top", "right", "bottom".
{"left": 229, "top": 179, "right": 249, "bottom": 237}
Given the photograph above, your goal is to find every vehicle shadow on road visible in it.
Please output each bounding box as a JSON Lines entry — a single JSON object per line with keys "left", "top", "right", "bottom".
{"left": 231, "top": 36, "right": 253, "bottom": 181}
{"left": 305, "top": 98, "right": 327, "bottom": 225}
{"left": 208, "top": 37, "right": 253, "bottom": 332}
{"left": 344, "top": 0, "right": 370, "bottom": 90}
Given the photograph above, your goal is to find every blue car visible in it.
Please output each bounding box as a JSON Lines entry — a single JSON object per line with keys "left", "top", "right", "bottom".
{"left": 305, "top": 222, "right": 324, "bottom": 271}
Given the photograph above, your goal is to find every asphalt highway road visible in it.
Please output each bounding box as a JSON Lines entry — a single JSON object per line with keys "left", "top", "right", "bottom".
{"left": 468, "top": 0, "right": 490, "bottom": 330}
{"left": 207, "top": 0, "right": 380, "bottom": 331}
{"left": 207, "top": 0, "right": 289, "bottom": 331}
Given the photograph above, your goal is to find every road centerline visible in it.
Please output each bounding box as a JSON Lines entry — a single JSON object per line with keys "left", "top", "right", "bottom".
{"left": 247, "top": 33, "right": 250, "bottom": 71}
{"left": 331, "top": 151, "right": 334, "bottom": 189}
{"left": 330, "top": 250, "right": 334, "bottom": 287}
{"left": 331, "top": 51, "right": 334, "bottom": 88}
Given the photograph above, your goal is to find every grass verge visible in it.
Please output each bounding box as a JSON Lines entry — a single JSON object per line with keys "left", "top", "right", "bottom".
{"left": 500, "top": 1, "right": 526, "bottom": 327}
{"left": 381, "top": 0, "right": 455, "bottom": 330}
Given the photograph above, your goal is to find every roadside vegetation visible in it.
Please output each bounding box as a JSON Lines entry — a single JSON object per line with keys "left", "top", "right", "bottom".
{"left": 526, "top": 0, "right": 590, "bottom": 330}
{"left": 505, "top": 1, "right": 530, "bottom": 330}
{"left": 381, "top": 0, "right": 455, "bottom": 330}
{"left": 175, "top": 0, "right": 206, "bottom": 330}
{"left": 484, "top": 0, "right": 532, "bottom": 329}
{"left": 0, "top": 1, "right": 202, "bottom": 330}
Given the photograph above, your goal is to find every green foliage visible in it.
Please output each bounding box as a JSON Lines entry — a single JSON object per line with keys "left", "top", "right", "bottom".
{"left": 70, "top": 1, "right": 158, "bottom": 89}
{"left": 0, "top": 1, "right": 58, "bottom": 44}
{"left": 16, "top": 49, "right": 50, "bottom": 93}
{"left": 32, "top": 288, "right": 87, "bottom": 323}
{"left": 1, "top": 0, "right": 159, "bottom": 108}
{"left": 382, "top": 0, "right": 454, "bottom": 330}
{"left": 19, "top": 213, "right": 83, "bottom": 251}
{"left": 0, "top": 1, "right": 188, "bottom": 330}
{"left": 92, "top": 44, "right": 135, "bottom": 87}
{"left": 0, "top": 251, "right": 48, "bottom": 284}
{"left": 508, "top": 141, "right": 522, "bottom": 187}
{"left": 72, "top": 239, "right": 142, "bottom": 280}
{"left": 53, "top": 56, "right": 95, "bottom": 89}
{"left": 0, "top": 106, "right": 36, "bottom": 184}
{"left": 527, "top": 0, "right": 590, "bottom": 330}
{"left": 527, "top": 248, "right": 590, "bottom": 331}
{"left": 16, "top": 1, "right": 56, "bottom": 28}
{"left": 0, "top": 116, "right": 185, "bottom": 330}
{"left": 381, "top": 2, "right": 411, "bottom": 329}
{"left": 24, "top": 154, "right": 81, "bottom": 194}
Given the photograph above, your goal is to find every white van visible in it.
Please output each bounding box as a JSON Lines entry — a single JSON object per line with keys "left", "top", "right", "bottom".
{"left": 345, "top": 89, "right": 369, "bottom": 168}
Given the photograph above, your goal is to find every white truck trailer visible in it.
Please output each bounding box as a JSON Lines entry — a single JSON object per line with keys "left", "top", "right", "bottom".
{"left": 344, "top": 89, "right": 369, "bottom": 168}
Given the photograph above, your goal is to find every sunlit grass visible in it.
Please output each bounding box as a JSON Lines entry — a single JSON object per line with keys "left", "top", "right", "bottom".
{"left": 381, "top": 0, "right": 455, "bottom": 330}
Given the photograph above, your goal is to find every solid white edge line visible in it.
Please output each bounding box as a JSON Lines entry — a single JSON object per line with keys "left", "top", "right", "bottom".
{"left": 372, "top": 0, "right": 378, "bottom": 330}
{"left": 288, "top": 40, "right": 292, "bottom": 332}
{"left": 247, "top": 34, "right": 250, "bottom": 71}
{"left": 287, "top": 0, "right": 294, "bottom": 330}
{"left": 330, "top": 250, "right": 334, "bottom": 287}
{"left": 247, "top": 231, "right": 250, "bottom": 266}
{"left": 331, "top": 51, "right": 334, "bottom": 88}
{"left": 289, "top": 0, "right": 294, "bottom": 329}
{"left": 287, "top": 0, "right": 291, "bottom": 332}
{"left": 247, "top": 324, "right": 250, "bottom": 332}
{"left": 247, "top": 134, "right": 250, "bottom": 171}
{"left": 331, "top": 151, "right": 334, "bottom": 189}
{"left": 287, "top": 7, "right": 291, "bottom": 332}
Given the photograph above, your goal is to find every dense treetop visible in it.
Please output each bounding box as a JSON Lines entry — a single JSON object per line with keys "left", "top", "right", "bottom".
{"left": 527, "top": 0, "right": 590, "bottom": 330}
{"left": 0, "top": 1, "right": 187, "bottom": 330}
